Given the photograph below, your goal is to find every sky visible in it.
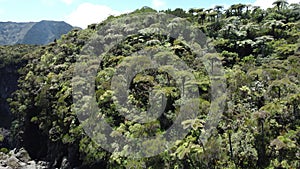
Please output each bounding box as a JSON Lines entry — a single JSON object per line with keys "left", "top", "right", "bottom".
{"left": 0, "top": 0, "right": 299, "bottom": 28}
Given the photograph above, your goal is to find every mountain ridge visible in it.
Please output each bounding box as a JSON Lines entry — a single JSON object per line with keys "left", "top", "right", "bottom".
{"left": 0, "top": 20, "right": 73, "bottom": 45}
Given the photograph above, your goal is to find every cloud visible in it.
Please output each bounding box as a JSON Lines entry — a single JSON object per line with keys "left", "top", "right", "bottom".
{"left": 41, "top": 0, "right": 73, "bottom": 6}
{"left": 152, "top": 0, "right": 166, "bottom": 9}
{"left": 288, "top": 0, "right": 300, "bottom": 4}
{"left": 61, "top": 0, "right": 73, "bottom": 5}
{"left": 65, "top": 3, "right": 121, "bottom": 28}
{"left": 253, "top": 0, "right": 300, "bottom": 9}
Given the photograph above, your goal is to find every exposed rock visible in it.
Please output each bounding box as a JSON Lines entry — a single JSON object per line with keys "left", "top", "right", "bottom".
{"left": 0, "top": 148, "right": 48, "bottom": 169}
{"left": 61, "top": 157, "right": 71, "bottom": 169}
{"left": 6, "top": 156, "right": 21, "bottom": 169}
{"left": 0, "top": 152, "right": 9, "bottom": 160}
{"left": 15, "top": 148, "right": 30, "bottom": 163}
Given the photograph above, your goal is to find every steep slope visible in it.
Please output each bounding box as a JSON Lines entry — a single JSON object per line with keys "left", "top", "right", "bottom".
{"left": 0, "top": 21, "right": 73, "bottom": 45}
{"left": 0, "top": 45, "right": 37, "bottom": 129}
{"left": 0, "top": 22, "right": 35, "bottom": 45}
{"left": 20, "top": 20, "right": 73, "bottom": 45}
{"left": 5, "top": 4, "right": 300, "bottom": 169}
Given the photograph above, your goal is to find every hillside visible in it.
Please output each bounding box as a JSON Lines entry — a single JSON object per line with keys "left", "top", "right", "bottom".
{"left": 0, "top": 2, "right": 299, "bottom": 169}
{"left": 0, "top": 45, "right": 38, "bottom": 129}
{"left": 0, "top": 21, "right": 73, "bottom": 45}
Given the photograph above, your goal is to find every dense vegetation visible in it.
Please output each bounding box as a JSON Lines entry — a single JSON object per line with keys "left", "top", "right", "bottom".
{"left": 0, "top": 45, "right": 37, "bottom": 68}
{"left": 2, "top": 1, "right": 300, "bottom": 168}
{"left": 0, "top": 45, "right": 37, "bottom": 129}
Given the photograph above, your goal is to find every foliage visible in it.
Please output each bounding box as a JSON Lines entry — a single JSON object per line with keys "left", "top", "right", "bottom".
{"left": 4, "top": 3, "right": 300, "bottom": 169}
{"left": 0, "top": 45, "right": 37, "bottom": 68}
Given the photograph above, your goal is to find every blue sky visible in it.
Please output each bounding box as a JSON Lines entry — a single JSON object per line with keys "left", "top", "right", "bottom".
{"left": 0, "top": 0, "right": 299, "bottom": 28}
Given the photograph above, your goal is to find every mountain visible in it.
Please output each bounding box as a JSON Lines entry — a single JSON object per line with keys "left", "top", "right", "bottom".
{"left": 0, "top": 20, "right": 73, "bottom": 45}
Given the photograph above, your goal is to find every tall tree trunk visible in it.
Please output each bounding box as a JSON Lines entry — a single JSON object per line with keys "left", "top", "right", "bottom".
{"left": 257, "top": 119, "right": 266, "bottom": 168}
{"left": 228, "top": 131, "right": 234, "bottom": 159}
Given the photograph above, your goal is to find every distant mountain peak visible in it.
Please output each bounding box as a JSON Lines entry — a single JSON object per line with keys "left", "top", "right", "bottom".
{"left": 0, "top": 21, "right": 73, "bottom": 45}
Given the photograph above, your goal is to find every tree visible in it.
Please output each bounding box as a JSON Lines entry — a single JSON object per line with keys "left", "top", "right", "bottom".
{"left": 240, "top": 22, "right": 259, "bottom": 39}
{"left": 207, "top": 12, "right": 218, "bottom": 22}
{"left": 254, "top": 111, "right": 269, "bottom": 168}
{"left": 198, "top": 11, "right": 206, "bottom": 25}
{"left": 254, "top": 35, "right": 274, "bottom": 57}
{"left": 214, "top": 5, "right": 224, "bottom": 19}
{"left": 188, "top": 8, "right": 196, "bottom": 15}
{"left": 289, "top": 3, "right": 300, "bottom": 21}
{"left": 263, "top": 19, "right": 284, "bottom": 38}
{"left": 236, "top": 3, "right": 247, "bottom": 16}
{"left": 272, "top": 0, "right": 289, "bottom": 11}
{"left": 205, "top": 8, "right": 213, "bottom": 13}
{"left": 229, "top": 4, "right": 238, "bottom": 16}
{"left": 164, "top": 8, "right": 189, "bottom": 18}
{"left": 245, "top": 4, "right": 252, "bottom": 14}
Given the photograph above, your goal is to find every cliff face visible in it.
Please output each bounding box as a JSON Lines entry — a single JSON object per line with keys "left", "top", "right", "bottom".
{"left": 0, "top": 21, "right": 73, "bottom": 45}
{"left": 0, "top": 59, "right": 49, "bottom": 165}
{"left": 0, "top": 64, "right": 19, "bottom": 129}
{"left": 0, "top": 45, "right": 37, "bottom": 130}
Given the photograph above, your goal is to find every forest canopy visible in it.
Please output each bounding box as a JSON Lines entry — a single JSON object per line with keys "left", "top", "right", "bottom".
{"left": 1, "top": 1, "right": 299, "bottom": 169}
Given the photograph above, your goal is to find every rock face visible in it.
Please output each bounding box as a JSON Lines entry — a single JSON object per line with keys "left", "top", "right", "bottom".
{"left": 0, "top": 128, "right": 11, "bottom": 149}
{"left": 0, "top": 45, "right": 38, "bottom": 152}
{"left": 0, "top": 64, "right": 20, "bottom": 129}
{"left": 0, "top": 148, "right": 48, "bottom": 169}
{"left": 0, "top": 45, "right": 38, "bottom": 130}
{"left": 0, "top": 21, "right": 73, "bottom": 45}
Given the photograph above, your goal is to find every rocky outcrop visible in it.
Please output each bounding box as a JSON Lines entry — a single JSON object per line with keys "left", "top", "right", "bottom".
{"left": 0, "top": 148, "right": 48, "bottom": 169}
